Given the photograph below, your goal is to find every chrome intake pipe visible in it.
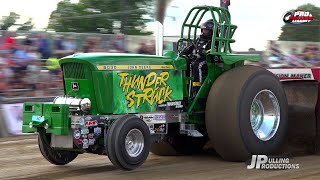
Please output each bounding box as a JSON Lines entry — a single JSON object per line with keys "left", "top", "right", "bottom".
{"left": 53, "top": 97, "right": 91, "bottom": 112}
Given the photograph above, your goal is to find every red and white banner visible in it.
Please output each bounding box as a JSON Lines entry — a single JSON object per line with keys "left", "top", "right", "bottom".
{"left": 268, "top": 68, "right": 320, "bottom": 81}
{"left": 268, "top": 68, "right": 314, "bottom": 81}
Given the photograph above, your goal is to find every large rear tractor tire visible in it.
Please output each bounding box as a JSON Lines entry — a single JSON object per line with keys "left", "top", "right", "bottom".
{"left": 38, "top": 132, "right": 78, "bottom": 165}
{"left": 106, "top": 115, "right": 151, "bottom": 170}
{"left": 206, "top": 65, "right": 288, "bottom": 161}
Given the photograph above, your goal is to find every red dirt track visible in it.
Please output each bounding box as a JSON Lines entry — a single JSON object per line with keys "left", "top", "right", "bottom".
{"left": 0, "top": 135, "right": 320, "bottom": 180}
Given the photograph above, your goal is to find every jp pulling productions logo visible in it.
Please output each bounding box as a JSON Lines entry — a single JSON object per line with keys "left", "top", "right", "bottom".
{"left": 247, "top": 155, "right": 300, "bottom": 170}
{"left": 283, "top": 10, "right": 314, "bottom": 24}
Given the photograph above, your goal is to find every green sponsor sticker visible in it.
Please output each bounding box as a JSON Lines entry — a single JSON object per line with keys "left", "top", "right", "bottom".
{"left": 32, "top": 115, "right": 44, "bottom": 123}
{"left": 81, "top": 128, "right": 89, "bottom": 134}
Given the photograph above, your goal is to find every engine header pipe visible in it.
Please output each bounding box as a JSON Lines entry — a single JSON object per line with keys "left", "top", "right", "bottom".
{"left": 155, "top": 21, "right": 164, "bottom": 56}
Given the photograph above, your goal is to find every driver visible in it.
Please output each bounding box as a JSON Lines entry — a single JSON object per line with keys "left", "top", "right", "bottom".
{"left": 180, "top": 19, "right": 218, "bottom": 92}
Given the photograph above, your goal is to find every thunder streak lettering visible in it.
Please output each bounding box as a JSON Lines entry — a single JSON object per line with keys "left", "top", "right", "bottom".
{"left": 118, "top": 72, "right": 173, "bottom": 108}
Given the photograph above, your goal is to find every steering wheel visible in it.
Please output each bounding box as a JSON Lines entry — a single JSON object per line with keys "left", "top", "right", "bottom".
{"left": 177, "top": 38, "right": 196, "bottom": 56}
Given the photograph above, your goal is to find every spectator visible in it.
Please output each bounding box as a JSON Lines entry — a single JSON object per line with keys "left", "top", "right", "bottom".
{"left": 26, "top": 59, "right": 41, "bottom": 93}
{"left": 30, "top": 33, "right": 40, "bottom": 49}
{"left": 38, "top": 33, "right": 51, "bottom": 59}
{"left": 286, "top": 46, "right": 305, "bottom": 66}
{"left": 63, "top": 36, "right": 78, "bottom": 53}
{"left": 27, "top": 46, "right": 41, "bottom": 60}
{"left": 3, "top": 32, "right": 16, "bottom": 53}
{"left": 114, "top": 34, "right": 126, "bottom": 52}
{"left": 83, "top": 37, "right": 95, "bottom": 53}
{"left": 24, "top": 35, "right": 34, "bottom": 46}
{"left": 0, "top": 61, "right": 7, "bottom": 98}
{"left": 269, "top": 41, "right": 284, "bottom": 59}
{"left": 14, "top": 44, "right": 29, "bottom": 60}
{"left": 267, "top": 41, "right": 287, "bottom": 66}
{"left": 14, "top": 44, "right": 31, "bottom": 72}
{"left": 137, "top": 42, "right": 149, "bottom": 54}
{"left": 92, "top": 37, "right": 105, "bottom": 52}
{"left": 0, "top": 31, "right": 3, "bottom": 43}
{"left": 54, "top": 35, "right": 65, "bottom": 51}
{"left": 303, "top": 44, "right": 319, "bottom": 63}
{"left": 3, "top": 51, "right": 17, "bottom": 70}
{"left": 46, "top": 53, "right": 61, "bottom": 80}
{"left": 1, "top": 60, "right": 14, "bottom": 82}
{"left": 148, "top": 40, "right": 156, "bottom": 55}
{"left": 8, "top": 72, "right": 25, "bottom": 89}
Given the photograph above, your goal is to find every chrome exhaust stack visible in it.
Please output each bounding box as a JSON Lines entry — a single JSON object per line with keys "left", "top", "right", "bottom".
{"left": 53, "top": 97, "right": 91, "bottom": 113}
{"left": 155, "top": 21, "right": 164, "bottom": 56}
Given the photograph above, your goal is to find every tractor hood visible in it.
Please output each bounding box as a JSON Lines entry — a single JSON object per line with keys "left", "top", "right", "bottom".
{"left": 58, "top": 52, "right": 186, "bottom": 114}
{"left": 59, "top": 52, "right": 187, "bottom": 71}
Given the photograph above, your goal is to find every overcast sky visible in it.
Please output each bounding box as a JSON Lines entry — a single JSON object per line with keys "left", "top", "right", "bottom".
{"left": 0, "top": 0, "right": 319, "bottom": 51}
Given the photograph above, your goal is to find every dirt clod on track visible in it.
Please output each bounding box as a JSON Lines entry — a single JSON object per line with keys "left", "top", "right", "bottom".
{"left": 1, "top": 135, "right": 320, "bottom": 180}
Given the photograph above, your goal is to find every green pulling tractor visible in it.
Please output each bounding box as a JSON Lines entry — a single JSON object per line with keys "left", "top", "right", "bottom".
{"left": 22, "top": 6, "right": 289, "bottom": 170}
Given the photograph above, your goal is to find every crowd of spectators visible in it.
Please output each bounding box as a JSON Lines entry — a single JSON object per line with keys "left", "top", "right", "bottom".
{"left": 264, "top": 40, "right": 320, "bottom": 67}
{"left": 0, "top": 31, "right": 157, "bottom": 98}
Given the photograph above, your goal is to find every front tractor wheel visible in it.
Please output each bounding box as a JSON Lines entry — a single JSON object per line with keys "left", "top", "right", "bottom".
{"left": 206, "top": 65, "right": 288, "bottom": 161}
{"left": 38, "top": 132, "right": 78, "bottom": 165}
{"left": 106, "top": 115, "right": 150, "bottom": 170}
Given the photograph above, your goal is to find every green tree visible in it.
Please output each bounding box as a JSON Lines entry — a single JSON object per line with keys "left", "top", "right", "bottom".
{"left": 278, "top": 3, "right": 320, "bottom": 42}
{"left": 0, "top": 12, "right": 20, "bottom": 30}
{"left": 48, "top": 0, "right": 153, "bottom": 35}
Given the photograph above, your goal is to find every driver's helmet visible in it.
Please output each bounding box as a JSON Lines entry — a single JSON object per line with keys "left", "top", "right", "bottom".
{"left": 200, "top": 19, "right": 215, "bottom": 41}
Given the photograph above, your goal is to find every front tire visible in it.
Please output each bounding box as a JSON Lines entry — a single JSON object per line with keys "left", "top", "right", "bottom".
{"left": 106, "top": 115, "right": 150, "bottom": 170}
{"left": 38, "top": 132, "right": 78, "bottom": 165}
{"left": 205, "top": 65, "right": 288, "bottom": 161}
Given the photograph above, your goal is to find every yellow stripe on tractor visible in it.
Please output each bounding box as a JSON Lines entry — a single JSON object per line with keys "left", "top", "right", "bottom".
{"left": 97, "top": 65, "right": 174, "bottom": 70}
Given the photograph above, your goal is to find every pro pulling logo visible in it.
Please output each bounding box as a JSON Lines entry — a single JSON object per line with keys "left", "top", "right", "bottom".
{"left": 283, "top": 10, "right": 314, "bottom": 24}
